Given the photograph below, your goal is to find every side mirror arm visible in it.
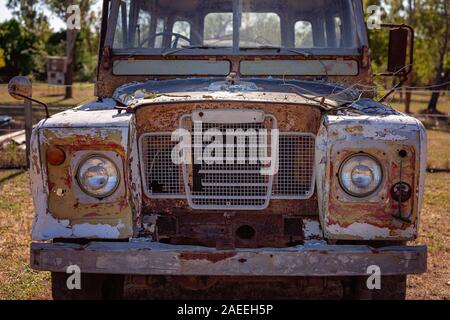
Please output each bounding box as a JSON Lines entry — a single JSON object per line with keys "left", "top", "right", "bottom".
{"left": 8, "top": 77, "right": 51, "bottom": 119}
{"left": 11, "top": 93, "right": 51, "bottom": 119}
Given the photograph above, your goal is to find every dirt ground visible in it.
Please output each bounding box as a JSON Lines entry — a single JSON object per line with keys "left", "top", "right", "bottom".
{"left": 406, "top": 172, "right": 450, "bottom": 300}
{"left": 0, "top": 168, "right": 448, "bottom": 300}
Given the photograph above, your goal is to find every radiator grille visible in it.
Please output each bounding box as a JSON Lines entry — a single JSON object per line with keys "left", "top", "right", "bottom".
{"left": 140, "top": 113, "right": 316, "bottom": 209}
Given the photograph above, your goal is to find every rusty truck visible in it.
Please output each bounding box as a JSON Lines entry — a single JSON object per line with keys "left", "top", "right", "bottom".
{"left": 9, "top": 0, "right": 427, "bottom": 299}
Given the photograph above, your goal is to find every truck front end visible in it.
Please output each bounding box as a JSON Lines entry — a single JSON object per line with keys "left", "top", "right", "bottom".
{"left": 28, "top": 0, "right": 427, "bottom": 300}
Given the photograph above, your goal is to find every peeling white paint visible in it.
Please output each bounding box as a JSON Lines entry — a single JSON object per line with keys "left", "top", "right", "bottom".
{"left": 303, "top": 219, "right": 323, "bottom": 238}
{"left": 33, "top": 210, "right": 126, "bottom": 240}
{"left": 75, "top": 98, "right": 117, "bottom": 111}
{"left": 40, "top": 109, "right": 131, "bottom": 128}
{"left": 326, "top": 222, "right": 417, "bottom": 240}
{"left": 335, "top": 125, "right": 410, "bottom": 141}
{"left": 327, "top": 223, "right": 391, "bottom": 240}
{"left": 30, "top": 124, "right": 53, "bottom": 241}
{"left": 391, "top": 224, "right": 416, "bottom": 239}
{"left": 315, "top": 122, "right": 331, "bottom": 239}
{"left": 414, "top": 118, "right": 427, "bottom": 237}
{"left": 33, "top": 212, "right": 72, "bottom": 240}
{"left": 128, "top": 117, "right": 142, "bottom": 222}
{"left": 326, "top": 115, "right": 419, "bottom": 127}
{"left": 304, "top": 240, "right": 327, "bottom": 246}
{"left": 72, "top": 221, "right": 125, "bottom": 238}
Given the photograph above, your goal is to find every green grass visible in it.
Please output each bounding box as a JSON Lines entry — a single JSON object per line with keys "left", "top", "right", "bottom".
{"left": 407, "top": 172, "right": 450, "bottom": 300}
{"left": 427, "top": 130, "right": 450, "bottom": 169}
{"left": 423, "top": 173, "right": 450, "bottom": 209}
{"left": 390, "top": 91, "right": 450, "bottom": 114}
{"left": 0, "top": 144, "right": 27, "bottom": 168}
{"left": 0, "top": 170, "right": 51, "bottom": 300}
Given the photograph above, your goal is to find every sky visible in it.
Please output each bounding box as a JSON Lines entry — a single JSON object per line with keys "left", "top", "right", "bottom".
{"left": 0, "top": 0, "right": 102, "bottom": 31}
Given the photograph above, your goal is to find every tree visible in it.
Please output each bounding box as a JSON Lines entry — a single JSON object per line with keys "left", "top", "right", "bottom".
{"left": 364, "top": 0, "right": 449, "bottom": 113}
{"left": 363, "top": 0, "right": 390, "bottom": 73}
{"left": 43, "top": 0, "right": 96, "bottom": 98}
{"left": 0, "top": 19, "right": 46, "bottom": 78}
{"left": 0, "top": 48, "right": 5, "bottom": 69}
{"left": 423, "top": 0, "right": 449, "bottom": 112}
{"left": 7, "top": 0, "right": 40, "bottom": 29}
{"left": 6, "top": 0, "right": 52, "bottom": 43}
{"left": 391, "top": 0, "right": 449, "bottom": 112}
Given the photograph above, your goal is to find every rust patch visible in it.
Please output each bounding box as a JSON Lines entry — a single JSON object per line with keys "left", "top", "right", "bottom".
{"left": 47, "top": 181, "right": 56, "bottom": 192}
{"left": 180, "top": 252, "right": 237, "bottom": 263}
{"left": 345, "top": 126, "right": 364, "bottom": 134}
{"left": 31, "top": 155, "right": 41, "bottom": 175}
{"left": 62, "top": 172, "right": 72, "bottom": 188}
{"left": 135, "top": 102, "right": 322, "bottom": 134}
{"left": 118, "top": 196, "right": 128, "bottom": 211}
{"left": 143, "top": 196, "right": 318, "bottom": 217}
{"left": 84, "top": 212, "right": 100, "bottom": 217}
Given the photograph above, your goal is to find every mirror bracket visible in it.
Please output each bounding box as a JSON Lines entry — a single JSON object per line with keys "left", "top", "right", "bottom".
{"left": 12, "top": 93, "right": 51, "bottom": 119}
{"left": 8, "top": 76, "right": 51, "bottom": 119}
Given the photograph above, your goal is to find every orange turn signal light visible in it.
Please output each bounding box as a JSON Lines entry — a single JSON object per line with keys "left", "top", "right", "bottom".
{"left": 47, "top": 147, "right": 66, "bottom": 166}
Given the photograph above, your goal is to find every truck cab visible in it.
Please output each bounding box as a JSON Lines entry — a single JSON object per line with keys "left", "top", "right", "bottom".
{"left": 21, "top": 0, "right": 426, "bottom": 299}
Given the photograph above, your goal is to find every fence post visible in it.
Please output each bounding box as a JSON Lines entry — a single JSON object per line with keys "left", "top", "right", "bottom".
{"left": 24, "top": 97, "right": 32, "bottom": 169}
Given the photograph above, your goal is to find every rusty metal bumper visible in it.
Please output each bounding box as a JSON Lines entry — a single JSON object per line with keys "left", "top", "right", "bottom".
{"left": 30, "top": 242, "right": 427, "bottom": 276}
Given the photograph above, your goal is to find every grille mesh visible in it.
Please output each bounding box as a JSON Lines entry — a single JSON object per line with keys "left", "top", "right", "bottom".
{"left": 140, "top": 115, "right": 316, "bottom": 209}
{"left": 273, "top": 134, "right": 316, "bottom": 198}
{"left": 142, "top": 134, "right": 184, "bottom": 196}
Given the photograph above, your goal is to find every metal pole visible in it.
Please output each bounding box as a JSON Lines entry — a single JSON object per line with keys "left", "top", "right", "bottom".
{"left": 24, "top": 97, "right": 32, "bottom": 169}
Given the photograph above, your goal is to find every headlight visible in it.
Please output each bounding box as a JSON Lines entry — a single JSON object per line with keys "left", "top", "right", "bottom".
{"left": 77, "top": 156, "right": 119, "bottom": 198}
{"left": 339, "top": 154, "right": 382, "bottom": 197}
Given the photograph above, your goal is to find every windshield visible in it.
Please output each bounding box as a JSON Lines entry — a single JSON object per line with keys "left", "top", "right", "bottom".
{"left": 109, "top": 0, "right": 362, "bottom": 53}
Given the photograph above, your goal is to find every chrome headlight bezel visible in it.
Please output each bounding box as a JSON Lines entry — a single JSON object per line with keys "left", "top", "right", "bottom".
{"left": 76, "top": 154, "right": 120, "bottom": 199}
{"left": 338, "top": 153, "right": 383, "bottom": 198}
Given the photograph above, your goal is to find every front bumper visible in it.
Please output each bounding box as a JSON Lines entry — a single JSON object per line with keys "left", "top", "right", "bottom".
{"left": 30, "top": 242, "right": 427, "bottom": 276}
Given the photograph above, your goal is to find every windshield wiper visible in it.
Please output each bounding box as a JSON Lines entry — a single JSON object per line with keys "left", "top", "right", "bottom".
{"left": 162, "top": 45, "right": 232, "bottom": 57}
{"left": 239, "top": 45, "right": 311, "bottom": 57}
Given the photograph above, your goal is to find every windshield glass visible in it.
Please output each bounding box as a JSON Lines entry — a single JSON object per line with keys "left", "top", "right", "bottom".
{"left": 110, "top": 0, "right": 361, "bottom": 53}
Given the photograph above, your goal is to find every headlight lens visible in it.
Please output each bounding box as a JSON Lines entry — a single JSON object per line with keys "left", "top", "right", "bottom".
{"left": 77, "top": 156, "right": 119, "bottom": 198}
{"left": 339, "top": 154, "right": 382, "bottom": 197}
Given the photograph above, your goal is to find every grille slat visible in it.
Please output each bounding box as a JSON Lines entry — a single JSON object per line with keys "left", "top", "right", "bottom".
{"left": 198, "top": 170, "right": 262, "bottom": 174}
{"left": 201, "top": 182, "right": 267, "bottom": 187}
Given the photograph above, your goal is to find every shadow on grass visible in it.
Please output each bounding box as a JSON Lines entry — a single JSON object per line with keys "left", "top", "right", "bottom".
{"left": 0, "top": 169, "right": 26, "bottom": 185}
